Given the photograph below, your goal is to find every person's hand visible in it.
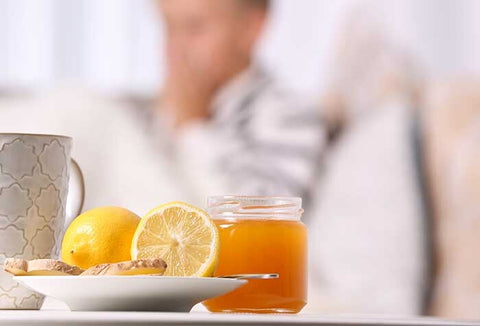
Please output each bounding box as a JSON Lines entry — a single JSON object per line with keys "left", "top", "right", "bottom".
{"left": 162, "top": 49, "right": 218, "bottom": 129}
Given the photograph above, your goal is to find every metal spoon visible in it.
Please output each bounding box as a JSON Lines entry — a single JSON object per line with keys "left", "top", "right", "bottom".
{"left": 217, "top": 273, "right": 279, "bottom": 280}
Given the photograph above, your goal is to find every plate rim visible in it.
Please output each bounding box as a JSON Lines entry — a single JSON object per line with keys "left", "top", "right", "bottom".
{"left": 13, "top": 275, "right": 247, "bottom": 284}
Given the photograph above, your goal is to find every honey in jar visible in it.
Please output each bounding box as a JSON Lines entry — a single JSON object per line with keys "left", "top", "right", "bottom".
{"left": 203, "top": 196, "right": 307, "bottom": 313}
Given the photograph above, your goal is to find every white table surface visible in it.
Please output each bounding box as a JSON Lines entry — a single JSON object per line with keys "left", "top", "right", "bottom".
{"left": 0, "top": 298, "right": 477, "bottom": 325}
{"left": 0, "top": 310, "right": 479, "bottom": 326}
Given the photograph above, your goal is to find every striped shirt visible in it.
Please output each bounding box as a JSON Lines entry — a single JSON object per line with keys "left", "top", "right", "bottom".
{"left": 160, "top": 66, "right": 326, "bottom": 205}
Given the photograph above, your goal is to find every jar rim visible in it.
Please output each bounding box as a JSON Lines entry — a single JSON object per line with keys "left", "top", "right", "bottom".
{"left": 207, "top": 196, "right": 303, "bottom": 221}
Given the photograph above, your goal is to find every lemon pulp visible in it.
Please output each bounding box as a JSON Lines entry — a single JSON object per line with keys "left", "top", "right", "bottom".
{"left": 131, "top": 201, "right": 219, "bottom": 277}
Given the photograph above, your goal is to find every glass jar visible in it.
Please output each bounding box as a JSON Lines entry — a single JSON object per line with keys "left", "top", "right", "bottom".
{"left": 203, "top": 196, "right": 307, "bottom": 314}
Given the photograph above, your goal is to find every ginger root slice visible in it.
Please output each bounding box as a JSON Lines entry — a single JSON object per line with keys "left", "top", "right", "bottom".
{"left": 3, "top": 258, "right": 167, "bottom": 277}
{"left": 81, "top": 258, "right": 167, "bottom": 276}
{"left": 3, "top": 258, "right": 84, "bottom": 276}
{"left": 27, "top": 259, "right": 84, "bottom": 275}
{"left": 3, "top": 258, "right": 28, "bottom": 276}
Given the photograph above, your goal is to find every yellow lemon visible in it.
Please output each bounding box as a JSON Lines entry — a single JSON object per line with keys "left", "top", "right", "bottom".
{"left": 61, "top": 207, "right": 140, "bottom": 269}
{"left": 131, "top": 201, "right": 219, "bottom": 277}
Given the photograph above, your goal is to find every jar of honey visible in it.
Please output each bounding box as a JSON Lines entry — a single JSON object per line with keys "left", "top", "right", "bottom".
{"left": 203, "top": 196, "right": 307, "bottom": 313}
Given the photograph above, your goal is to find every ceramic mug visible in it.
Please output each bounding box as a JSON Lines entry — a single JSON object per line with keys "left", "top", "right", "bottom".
{"left": 0, "top": 133, "right": 84, "bottom": 309}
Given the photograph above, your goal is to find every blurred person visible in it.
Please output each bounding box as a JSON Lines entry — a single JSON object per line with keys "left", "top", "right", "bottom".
{"left": 0, "top": 0, "right": 324, "bottom": 211}
{"left": 152, "top": 0, "right": 325, "bottom": 203}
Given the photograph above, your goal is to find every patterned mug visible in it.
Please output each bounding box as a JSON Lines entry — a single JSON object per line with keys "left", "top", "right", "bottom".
{"left": 0, "top": 133, "right": 84, "bottom": 309}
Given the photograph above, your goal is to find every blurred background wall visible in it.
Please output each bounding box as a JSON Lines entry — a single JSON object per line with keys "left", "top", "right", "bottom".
{"left": 1, "top": 0, "right": 480, "bottom": 97}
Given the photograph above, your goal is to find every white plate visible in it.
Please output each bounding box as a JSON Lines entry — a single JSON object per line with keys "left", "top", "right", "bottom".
{"left": 13, "top": 276, "right": 246, "bottom": 312}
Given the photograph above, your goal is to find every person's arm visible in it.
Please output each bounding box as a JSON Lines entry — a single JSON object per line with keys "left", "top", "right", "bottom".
{"left": 173, "top": 87, "right": 326, "bottom": 204}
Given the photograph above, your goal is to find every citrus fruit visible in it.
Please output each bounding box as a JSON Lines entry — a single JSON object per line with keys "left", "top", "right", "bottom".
{"left": 61, "top": 206, "right": 140, "bottom": 269}
{"left": 131, "top": 201, "right": 219, "bottom": 277}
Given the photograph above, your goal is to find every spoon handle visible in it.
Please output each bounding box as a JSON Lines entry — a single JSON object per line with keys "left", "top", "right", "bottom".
{"left": 217, "top": 273, "right": 279, "bottom": 280}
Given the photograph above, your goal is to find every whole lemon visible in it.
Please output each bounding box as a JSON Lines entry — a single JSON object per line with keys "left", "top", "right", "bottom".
{"left": 61, "top": 206, "right": 140, "bottom": 269}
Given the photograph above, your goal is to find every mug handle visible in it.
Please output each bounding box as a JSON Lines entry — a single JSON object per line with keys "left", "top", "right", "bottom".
{"left": 65, "top": 159, "right": 85, "bottom": 228}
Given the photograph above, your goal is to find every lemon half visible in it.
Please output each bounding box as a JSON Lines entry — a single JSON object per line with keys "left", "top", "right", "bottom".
{"left": 131, "top": 202, "right": 219, "bottom": 277}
